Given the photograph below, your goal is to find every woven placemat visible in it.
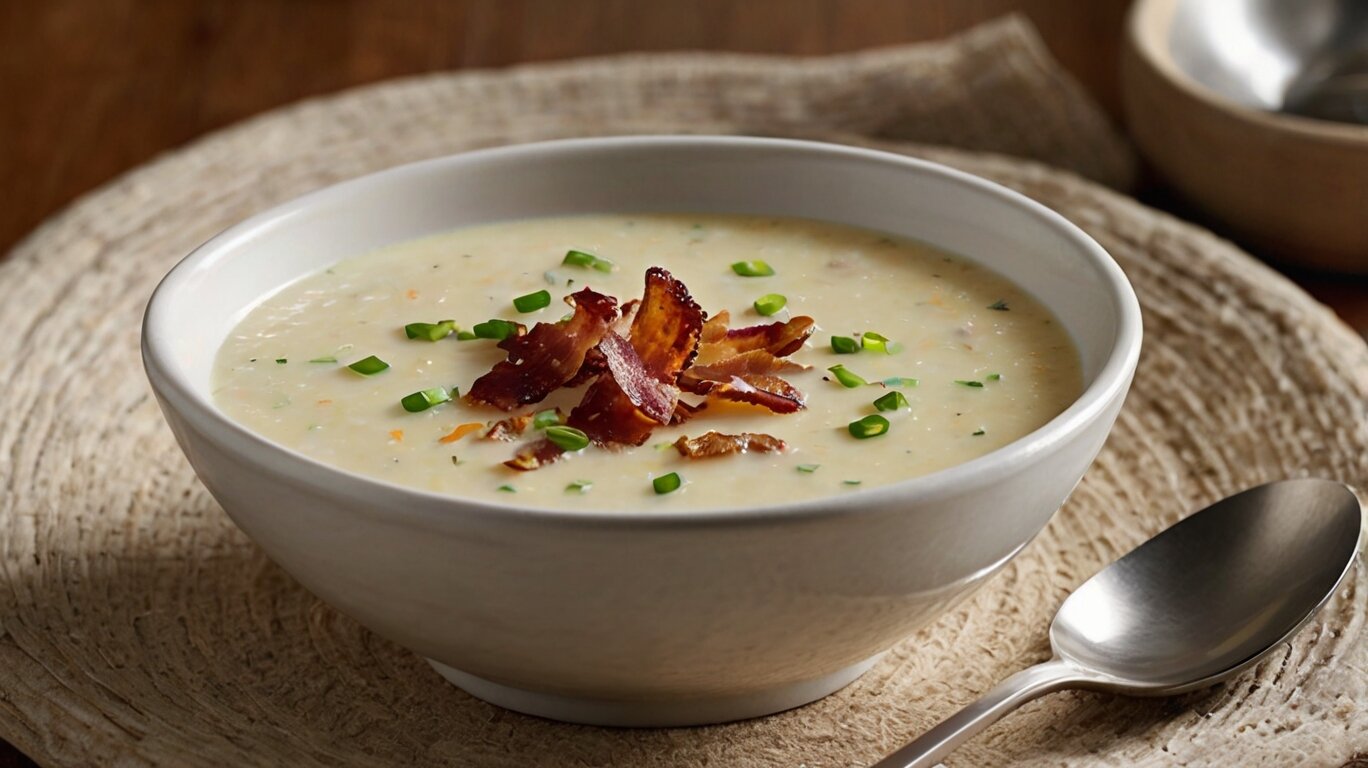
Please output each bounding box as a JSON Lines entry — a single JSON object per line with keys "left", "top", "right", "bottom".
{"left": 2, "top": 16, "right": 1365, "bottom": 768}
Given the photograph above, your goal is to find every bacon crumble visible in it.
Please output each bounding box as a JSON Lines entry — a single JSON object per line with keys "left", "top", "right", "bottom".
{"left": 673, "top": 431, "right": 788, "bottom": 459}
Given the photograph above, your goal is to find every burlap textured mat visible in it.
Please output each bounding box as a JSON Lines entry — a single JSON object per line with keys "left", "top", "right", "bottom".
{"left": 1, "top": 16, "right": 1365, "bottom": 767}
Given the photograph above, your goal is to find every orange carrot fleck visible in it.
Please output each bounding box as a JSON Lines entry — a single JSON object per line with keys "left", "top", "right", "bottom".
{"left": 438, "top": 422, "right": 484, "bottom": 444}
{"left": 389, "top": 429, "right": 404, "bottom": 442}
{"left": 406, "top": 289, "right": 418, "bottom": 300}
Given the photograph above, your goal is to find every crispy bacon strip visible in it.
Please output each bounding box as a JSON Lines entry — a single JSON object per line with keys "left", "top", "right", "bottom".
{"left": 693, "top": 315, "right": 815, "bottom": 365}
{"left": 689, "top": 373, "right": 806, "bottom": 413}
{"left": 563, "top": 299, "right": 641, "bottom": 388}
{"left": 599, "top": 331, "right": 677, "bottom": 424}
{"left": 679, "top": 349, "right": 806, "bottom": 392}
{"left": 700, "top": 310, "right": 730, "bottom": 343}
{"left": 465, "top": 288, "right": 619, "bottom": 410}
{"left": 569, "top": 268, "right": 703, "bottom": 446}
{"left": 673, "top": 431, "right": 787, "bottom": 458}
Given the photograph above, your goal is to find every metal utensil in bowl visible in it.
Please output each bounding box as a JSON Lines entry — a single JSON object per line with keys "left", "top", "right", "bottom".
{"left": 873, "top": 478, "right": 1363, "bottom": 768}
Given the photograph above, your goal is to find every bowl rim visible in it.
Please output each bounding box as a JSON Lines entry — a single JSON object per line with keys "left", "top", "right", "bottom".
{"left": 1127, "top": 0, "right": 1368, "bottom": 145}
{"left": 142, "top": 135, "right": 1142, "bottom": 530}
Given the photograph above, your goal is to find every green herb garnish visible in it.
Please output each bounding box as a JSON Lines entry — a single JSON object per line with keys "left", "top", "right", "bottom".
{"left": 988, "top": 300, "right": 1010, "bottom": 311}
{"left": 796, "top": 464, "right": 820, "bottom": 473}
{"left": 955, "top": 380, "right": 985, "bottom": 388}
{"left": 545, "top": 425, "right": 590, "bottom": 452}
{"left": 830, "top": 335, "right": 859, "bottom": 354}
{"left": 730, "top": 260, "right": 775, "bottom": 277}
{"left": 472, "top": 319, "right": 520, "bottom": 341}
{"left": 455, "top": 330, "right": 478, "bottom": 341}
{"left": 497, "top": 484, "right": 516, "bottom": 493}
{"left": 973, "top": 429, "right": 986, "bottom": 436}
{"left": 653, "top": 472, "right": 683, "bottom": 495}
{"left": 848, "top": 414, "right": 890, "bottom": 439}
{"left": 883, "top": 376, "right": 919, "bottom": 388}
{"left": 513, "top": 290, "right": 552, "bottom": 313}
{"left": 400, "top": 386, "right": 452, "bottom": 413}
{"left": 987, "top": 373, "right": 1002, "bottom": 381}
{"left": 404, "top": 320, "right": 457, "bottom": 341}
{"left": 533, "top": 409, "right": 562, "bottom": 429}
{"left": 753, "top": 293, "right": 787, "bottom": 316}
{"left": 566, "top": 480, "right": 593, "bottom": 494}
{"left": 843, "top": 479, "right": 863, "bottom": 486}
{"left": 861, "top": 331, "right": 897, "bottom": 354}
{"left": 275, "top": 358, "right": 288, "bottom": 364}
{"left": 308, "top": 355, "right": 337, "bottom": 364}
{"left": 828, "top": 364, "right": 868, "bottom": 388}
{"left": 873, "top": 391, "right": 910, "bottom": 412}
{"left": 347, "top": 355, "right": 389, "bottom": 376}
{"left": 563, "top": 250, "right": 614, "bottom": 273}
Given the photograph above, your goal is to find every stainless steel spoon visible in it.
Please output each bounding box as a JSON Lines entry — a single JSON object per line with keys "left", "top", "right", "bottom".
{"left": 873, "top": 478, "right": 1363, "bottom": 768}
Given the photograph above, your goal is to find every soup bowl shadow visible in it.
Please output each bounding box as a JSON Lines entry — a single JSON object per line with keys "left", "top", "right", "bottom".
{"left": 141, "top": 136, "right": 1141, "bottom": 726}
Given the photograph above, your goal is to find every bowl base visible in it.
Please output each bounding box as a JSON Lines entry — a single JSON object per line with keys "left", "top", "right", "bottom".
{"left": 426, "top": 655, "right": 881, "bottom": 727}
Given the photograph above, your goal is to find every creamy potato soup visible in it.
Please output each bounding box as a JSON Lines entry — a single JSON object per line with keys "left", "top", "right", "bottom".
{"left": 212, "top": 214, "right": 1081, "bottom": 511}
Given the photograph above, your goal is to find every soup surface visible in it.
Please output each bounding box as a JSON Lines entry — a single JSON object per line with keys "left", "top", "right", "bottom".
{"left": 212, "top": 214, "right": 1081, "bottom": 511}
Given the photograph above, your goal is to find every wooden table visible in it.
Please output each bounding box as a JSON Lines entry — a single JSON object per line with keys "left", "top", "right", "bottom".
{"left": 0, "top": 2, "right": 1363, "bottom": 765}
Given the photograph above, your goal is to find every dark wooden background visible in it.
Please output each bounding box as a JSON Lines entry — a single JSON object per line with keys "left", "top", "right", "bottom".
{"left": 0, "top": 2, "right": 1364, "bottom": 765}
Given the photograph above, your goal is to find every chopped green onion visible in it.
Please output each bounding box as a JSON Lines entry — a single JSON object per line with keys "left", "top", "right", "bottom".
{"left": 873, "top": 391, "right": 910, "bottom": 412}
{"left": 830, "top": 336, "right": 859, "bottom": 354}
{"left": 565, "top": 480, "right": 593, "bottom": 494}
{"left": 883, "top": 376, "right": 919, "bottom": 388}
{"left": 796, "top": 464, "right": 820, "bottom": 473}
{"left": 654, "top": 442, "right": 674, "bottom": 451}
{"left": 404, "top": 320, "right": 457, "bottom": 341}
{"left": 450, "top": 456, "right": 462, "bottom": 466}
{"left": 455, "top": 330, "right": 478, "bottom": 341}
{"left": 472, "top": 319, "right": 520, "bottom": 341}
{"left": 988, "top": 299, "right": 1010, "bottom": 311}
{"left": 828, "top": 364, "right": 868, "bottom": 388}
{"left": 861, "top": 331, "right": 897, "bottom": 354}
{"left": 753, "top": 293, "right": 787, "bottom": 316}
{"left": 513, "top": 290, "right": 552, "bottom": 313}
{"left": 972, "top": 429, "right": 986, "bottom": 436}
{"left": 987, "top": 373, "right": 1002, "bottom": 381}
{"left": 497, "top": 484, "right": 516, "bottom": 493}
{"left": 545, "top": 425, "right": 590, "bottom": 452}
{"left": 653, "top": 472, "right": 683, "bottom": 495}
{"left": 848, "top": 414, "right": 890, "bottom": 439}
{"left": 347, "top": 355, "right": 389, "bottom": 376}
{"left": 275, "top": 358, "right": 288, "bottom": 364}
{"left": 308, "top": 355, "right": 337, "bottom": 364}
{"left": 955, "top": 380, "right": 985, "bottom": 388}
{"left": 400, "top": 386, "right": 452, "bottom": 413}
{"left": 730, "top": 260, "right": 775, "bottom": 277}
{"left": 533, "top": 409, "right": 562, "bottom": 429}
{"left": 563, "top": 249, "right": 614, "bottom": 272}
{"left": 843, "top": 479, "right": 863, "bottom": 486}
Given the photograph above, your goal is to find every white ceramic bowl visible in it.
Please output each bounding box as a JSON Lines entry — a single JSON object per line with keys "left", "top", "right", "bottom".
{"left": 142, "top": 137, "right": 1141, "bottom": 726}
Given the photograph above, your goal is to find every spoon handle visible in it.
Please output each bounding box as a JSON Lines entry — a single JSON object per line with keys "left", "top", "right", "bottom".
{"left": 871, "top": 658, "right": 1085, "bottom": 768}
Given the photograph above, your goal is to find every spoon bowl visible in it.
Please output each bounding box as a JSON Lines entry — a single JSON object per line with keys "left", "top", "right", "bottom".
{"left": 875, "top": 479, "right": 1363, "bottom": 768}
